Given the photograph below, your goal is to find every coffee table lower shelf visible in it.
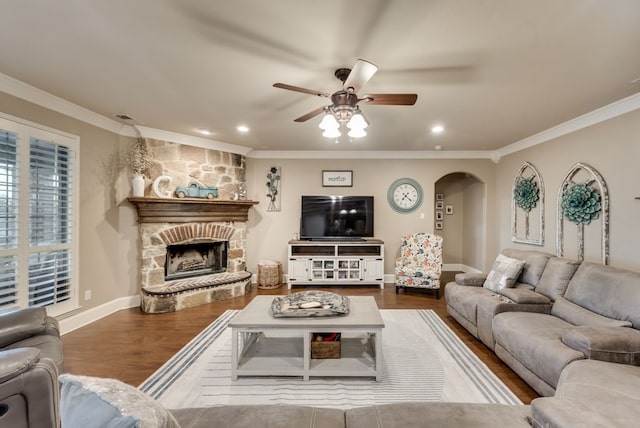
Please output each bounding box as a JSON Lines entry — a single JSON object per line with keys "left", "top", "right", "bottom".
{"left": 232, "top": 331, "right": 380, "bottom": 381}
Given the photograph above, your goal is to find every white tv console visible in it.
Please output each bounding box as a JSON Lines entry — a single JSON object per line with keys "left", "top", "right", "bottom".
{"left": 287, "top": 239, "right": 384, "bottom": 289}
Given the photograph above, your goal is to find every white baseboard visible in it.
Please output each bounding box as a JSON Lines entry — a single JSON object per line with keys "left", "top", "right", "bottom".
{"left": 59, "top": 295, "right": 141, "bottom": 335}
{"left": 442, "top": 263, "right": 483, "bottom": 273}
{"left": 460, "top": 264, "right": 483, "bottom": 274}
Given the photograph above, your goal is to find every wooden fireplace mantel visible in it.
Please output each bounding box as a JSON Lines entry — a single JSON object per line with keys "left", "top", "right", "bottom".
{"left": 128, "top": 197, "right": 259, "bottom": 223}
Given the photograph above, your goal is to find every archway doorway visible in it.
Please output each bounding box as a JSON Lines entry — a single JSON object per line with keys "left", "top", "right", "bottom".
{"left": 434, "top": 172, "right": 486, "bottom": 272}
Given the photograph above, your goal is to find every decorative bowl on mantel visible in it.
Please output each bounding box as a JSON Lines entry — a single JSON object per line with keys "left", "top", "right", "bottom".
{"left": 271, "top": 291, "right": 350, "bottom": 317}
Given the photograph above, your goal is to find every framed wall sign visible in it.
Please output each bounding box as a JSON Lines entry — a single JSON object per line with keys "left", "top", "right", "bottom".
{"left": 435, "top": 211, "right": 444, "bottom": 220}
{"left": 445, "top": 205, "right": 454, "bottom": 215}
{"left": 322, "top": 170, "right": 353, "bottom": 187}
{"left": 435, "top": 201, "right": 444, "bottom": 210}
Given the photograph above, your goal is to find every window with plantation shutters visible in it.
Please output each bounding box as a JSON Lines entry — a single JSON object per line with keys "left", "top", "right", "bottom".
{"left": 0, "top": 115, "right": 78, "bottom": 315}
{"left": 28, "top": 138, "right": 73, "bottom": 307}
{"left": 0, "top": 128, "right": 19, "bottom": 307}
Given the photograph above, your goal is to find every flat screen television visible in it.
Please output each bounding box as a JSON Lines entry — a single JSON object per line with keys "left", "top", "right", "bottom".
{"left": 300, "top": 195, "right": 374, "bottom": 240}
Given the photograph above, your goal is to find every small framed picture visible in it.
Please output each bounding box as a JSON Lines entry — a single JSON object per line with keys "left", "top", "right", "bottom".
{"left": 322, "top": 170, "right": 353, "bottom": 187}
{"left": 435, "top": 201, "right": 444, "bottom": 210}
{"left": 445, "top": 205, "right": 454, "bottom": 215}
{"left": 436, "top": 193, "right": 444, "bottom": 201}
{"left": 435, "top": 210, "right": 444, "bottom": 221}
{"left": 435, "top": 221, "right": 443, "bottom": 230}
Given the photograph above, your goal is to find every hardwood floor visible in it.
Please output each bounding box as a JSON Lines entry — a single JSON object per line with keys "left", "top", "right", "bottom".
{"left": 61, "top": 273, "right": 539, "bottom": 404}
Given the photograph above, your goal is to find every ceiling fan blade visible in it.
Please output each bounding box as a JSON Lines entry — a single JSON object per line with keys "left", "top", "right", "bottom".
{"left": 360, "top": 93, "right": 418, "bottom": 105}
{"left": 273, "top": 83, "right": 330, "bottom": 98}
{"left": 343, "top": 59, "right": 378, "bottom": 93}
{"left": 294, "top": 106, "right": 326, "bottom": 122}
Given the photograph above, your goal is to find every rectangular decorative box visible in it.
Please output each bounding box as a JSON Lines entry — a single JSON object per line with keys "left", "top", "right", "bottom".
{"left": 311, "top": 333, "right": 341, "bottom": 359}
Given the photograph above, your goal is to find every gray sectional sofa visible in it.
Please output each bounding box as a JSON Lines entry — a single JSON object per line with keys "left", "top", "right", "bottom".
{"left": 446, "top": 247, "right": 640, "bottom": 401}
{"left": 493, "top": 260, "right": 640, "bottom": 397}
{"left": 446, "top": 249, "right": 580, "bottom": 351}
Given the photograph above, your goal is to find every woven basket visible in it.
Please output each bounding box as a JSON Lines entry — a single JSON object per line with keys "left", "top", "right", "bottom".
{"left": 257, "top": 261, "right": 282, "bottom": 289}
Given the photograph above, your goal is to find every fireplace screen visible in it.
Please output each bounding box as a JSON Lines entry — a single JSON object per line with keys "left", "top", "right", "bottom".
{"left": 165, "top": 241, "right": 227, "bottom": 281}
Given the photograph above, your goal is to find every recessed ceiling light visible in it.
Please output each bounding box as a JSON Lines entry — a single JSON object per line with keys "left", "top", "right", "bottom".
{"left": 434, "top": 145, "right": 443, "bottom": 151}
{"left": 237, "top": 125, "right": 250, "bottom": 133}
{"left": 431, "top": 125, "right": 444, "bottom": 134}
{"left": 196, "top": 128, "right": 212, "bottom": 135}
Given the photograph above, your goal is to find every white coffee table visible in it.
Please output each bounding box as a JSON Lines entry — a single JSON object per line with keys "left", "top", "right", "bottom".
{"left": 229, "top": 295, "right": 384, "bottom": 381}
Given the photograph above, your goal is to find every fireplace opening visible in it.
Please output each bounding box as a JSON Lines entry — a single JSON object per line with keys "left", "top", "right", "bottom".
{"left": 165, "top": 241, "right": 227, "bottom": 281}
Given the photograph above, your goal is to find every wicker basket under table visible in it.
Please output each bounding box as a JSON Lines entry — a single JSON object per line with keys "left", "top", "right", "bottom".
{"left": 257, "top": 261, "right": 282, "bottom": 289}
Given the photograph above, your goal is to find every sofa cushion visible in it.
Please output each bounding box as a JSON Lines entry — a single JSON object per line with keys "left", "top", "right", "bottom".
{"left": 492, "top": 312, "right": 585, "bottom": 389}
{"left": 563, "top": 262, "right": 640, "bottom": 328}
{"left": 561, "top": 326, "right": 640, "bottom": 364}
{"left": 551, "top": 296, "right": 632, "bottom": 327}
{"left": 501, "top": 249, "right": 551, "bottom": 286}
{"left": 531, "top": 397, "right": 613, "bottom": 428}
{"left": 345, "top": 402, "right": 532, "bottom": 428}
{"left": 534, "top": 257, "right": 580, "bottom": 301}
{"left": 531, "top": 360, "right": 640, "bottom": 428}
{"left": 171, "top": 405, "right": 346, "bottom": 428}
{"left": 59, "top": 374, "right": 180, "bottom": 428}
{"left": 483, "top": 254, "right": 526, "bottom": 292}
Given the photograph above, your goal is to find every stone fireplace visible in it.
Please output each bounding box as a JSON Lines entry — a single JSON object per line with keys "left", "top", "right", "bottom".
{"left": 129, "top": 198, "right": 258, "bottom": 313}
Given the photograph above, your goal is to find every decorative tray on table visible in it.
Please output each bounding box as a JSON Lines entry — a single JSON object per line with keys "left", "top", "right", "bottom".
{"left": 271, "top": 291, "right": 350, "bottom": 317}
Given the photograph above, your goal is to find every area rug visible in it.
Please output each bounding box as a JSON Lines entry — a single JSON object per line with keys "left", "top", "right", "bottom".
{"left": 139, "top": 309, "right": 521, "bottom": 410}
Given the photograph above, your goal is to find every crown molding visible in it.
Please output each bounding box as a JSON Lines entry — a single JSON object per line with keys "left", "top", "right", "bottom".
{"left": 135, "top": 126, "right": 253, "bottom": 155}
{"left": 0, "top": 72, "right": 137, "bottom": 137}
{"left": 245, "top": 150, "right": 494, "bottom": 159}
{"left": 493, "top": 91, "right": 640, "bottom": 160}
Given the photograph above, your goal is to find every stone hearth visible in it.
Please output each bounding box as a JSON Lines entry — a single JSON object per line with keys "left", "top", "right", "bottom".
{"left": 129, "top": 198, "right": 258, "bottom": 313}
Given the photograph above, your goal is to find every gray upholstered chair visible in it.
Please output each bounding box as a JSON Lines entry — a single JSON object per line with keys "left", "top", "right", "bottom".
{"left": 0, "top": 347, "right": 60, "bottom": 428}
{"left": 0, "top": 307, "right": 63, "bottom": 370}
{"left": 395, "top": 232, "right": 444, "bottom": 298}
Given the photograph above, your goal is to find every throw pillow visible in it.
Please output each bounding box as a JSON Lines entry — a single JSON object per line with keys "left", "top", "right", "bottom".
{"left": 59, "top": 374, "right": 180, "bottom": 428}
{"left": 483, "top": 254, "right": 526, "bottom": 292}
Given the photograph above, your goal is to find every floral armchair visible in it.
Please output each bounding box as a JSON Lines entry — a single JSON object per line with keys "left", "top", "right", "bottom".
{"left": 395, "top": 232, "right": 443, "bottom": 298}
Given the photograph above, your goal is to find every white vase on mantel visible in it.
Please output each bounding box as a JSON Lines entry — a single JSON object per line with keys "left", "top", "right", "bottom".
{"left": 131, "top": 174, "right": 145, "bottom": 197}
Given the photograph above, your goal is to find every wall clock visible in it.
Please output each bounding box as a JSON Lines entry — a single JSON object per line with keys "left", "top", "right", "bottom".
{"left": 387, "top": 178, "right": 423, "bottom": 213}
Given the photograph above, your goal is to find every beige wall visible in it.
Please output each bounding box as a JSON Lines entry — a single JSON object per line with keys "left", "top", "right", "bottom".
{"left": 496, "top": 108, "right": 640, "bottom": 271}
{"left": 462, "top": 178, "right": 486, "bottom": 270}
{"left": 245, "top": 158, "right": 497, "bottom": 274}
{"left": 0, "top": 91, "right": 139, "bottom": 315}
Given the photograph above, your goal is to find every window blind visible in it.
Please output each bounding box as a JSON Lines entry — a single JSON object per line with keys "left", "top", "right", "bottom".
{"left": 0, "top": 129, "right": 18, "bottom": 307}
{"left": 28, "top": 137, "right": 73, "bottom": 307}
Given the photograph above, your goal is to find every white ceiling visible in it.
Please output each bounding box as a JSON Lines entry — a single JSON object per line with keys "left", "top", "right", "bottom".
{"left": 1, "top": 0, "right": 640, "bottom": 153}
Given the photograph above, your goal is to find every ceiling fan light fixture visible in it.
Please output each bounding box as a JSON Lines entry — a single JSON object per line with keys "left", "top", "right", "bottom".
{"left": 346, "top": 111, "right": 368, "bottom": 130}
{"left": 322, "top": 127, "right": 341, "bottom": 138}
{"left": 318, "top": 111, "right": 339, "bottom": 130}
{"left": 347, "top": 127, "right": 367, "bottom": 138}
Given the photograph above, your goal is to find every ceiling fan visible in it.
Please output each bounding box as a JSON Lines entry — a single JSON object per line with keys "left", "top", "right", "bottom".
{"left": 273, "top": 59, "right": 418, "bottom": 138}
